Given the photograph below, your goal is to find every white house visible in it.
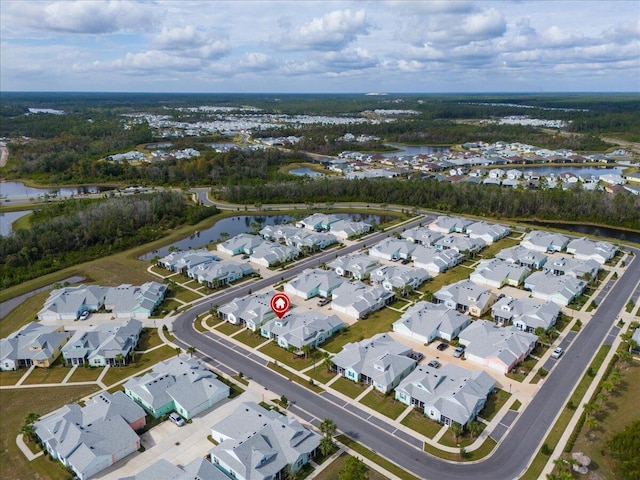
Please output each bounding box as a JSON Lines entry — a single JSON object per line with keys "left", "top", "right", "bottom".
{"left": 332, "top": 333, "right": 416, "bottom": 393}
{"left": 401, "top": 227, "right": 444, "bottom": 246}
{"left": 392, "top": 302, "right": 472, "bottom": 343}
{"left": 284, "top": 268, "right": 346, "bottom": 300}
{"left": 429, "top": 216, "right": 474, "bottom": 234}
{"left": 470, "top": 258, "right": 531, "bottom": 289}
{"left": 188, "top": 260, "right": 254, "bottom": 287}
{"left": 330, "top": 281, "right": 395, "bottom": 319}
{"left": 495, "top": 245, "right": 548, "bottom": 270}
{"left": 327, "top": 253, "right": 381, "bottom": 280}
{"left": 466, "top": 222, "right": 511, "bottom": 244}
{"left": 249, "top": 242, "right": 300, "bottom": 267}
{"left": 216, "top": 233, "right": 266, "bottom": 256}
{"left": 458, "top": 320, "right": 538, "bottom": 374}
{"left": 260, "top": 311, "right": 343, "bottom": 352}
{"left": 434, "top": 280, "right": 496, "bottom": 317}
{"left": 395, "top": 363, "right": 495, "bottom": 427}
{"left": 218, "top": 292, "right": 277, "bottom": 331}
{"left": 1, "top": 323, "right": 71, "bottom": 370}
{"left": 296, "top": 213, "right": 341, "bottom": 231}
{"left": 329, "top": 219, "right": 372, "bottom": 239}
{"left": 521, "top": 230, "right": 569, "bottom": 253}
{"left": 566, "top": 237, "right": 617, "bottom": 264}
{"left": 524, "top": 271, "right": 587, "bottom": 306}
{"left": 38, "top": 285, "right": 105, "bottom": 321}
{"left": 543, "top": 256, "right": 600, "bottom": 280}
{"left": 369, "top": 238, "right": 418, "bottom": 261}
{"left": 370, "top": 264, "right": 430, "bottom": 292}
{"left": 157, "top": 248, "right": 218, "bottom": 274}
{"left": 434, "top": 235, "right": 487, "bottom": 254}
{"left": 491, "top": 297, "right": 561, "bottom": 332}
{"left": 411, "top": 245, "right": 463, "bottom": 274}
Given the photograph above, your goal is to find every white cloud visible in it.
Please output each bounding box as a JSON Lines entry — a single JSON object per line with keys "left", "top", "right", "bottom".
{"left": 281, "top": 9, "right": 372, "bottom": 50}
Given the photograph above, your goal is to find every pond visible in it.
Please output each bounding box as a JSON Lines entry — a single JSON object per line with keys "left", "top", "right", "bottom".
{"left": 521, "top": 220, "right": 640, "bottom": 244}
{"left": 381, "top": 144, "right": 450, "bottom": 158}
{"left": 139, "top": 212, "right": 396, "bottom": 260}
{"left": 289, "top": 167, "right": 325, "bottom": 178}
{"left": 0, "top": 181, "right": 113, "bottom": 199}
{"left": 0, "top": 210, "right": 31, "bottom": 236}
{"left": 522, "top": 166, "right": 623, "bottom": 177}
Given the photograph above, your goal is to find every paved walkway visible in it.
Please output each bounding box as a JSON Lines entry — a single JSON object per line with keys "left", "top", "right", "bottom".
{"left": 15, "top": 434, "right": 43, "bottom": 461}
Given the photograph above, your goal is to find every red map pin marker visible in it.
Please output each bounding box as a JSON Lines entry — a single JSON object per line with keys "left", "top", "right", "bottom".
{"left": 271, "top": 292, "right": 291, "bottom": 319}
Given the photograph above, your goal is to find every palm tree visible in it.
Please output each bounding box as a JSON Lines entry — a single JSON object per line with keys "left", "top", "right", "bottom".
{"left": 175, "top": 347, "right": 182, "bottom": 356}
{"left": 319, "top": 436, "right": 335, "bottom": 457}
{"left": 319, "top": 418, "right": 337, "bottom": 439}
{"left": 585, "top": 416, "right": 599, "bottom": 432}
{"left": 450, "top": 422, "right": 464, "bottom": 443}
{"left": 114, "top": 353, "right": 125, "bottom": 367}
{"left": 301, "top": 343, "right": 313, "bottom": 359}
{"left": 187, "top": 346, "right": 196, "bottom": 357}
{"left": 21, "top": 412, "right": 40, "bottom": 443}
{"left": 467, "top": 421, "right": 483, "bottom": 438}
{"left": 583, "top": 402, "right": 598, "bottom": 418}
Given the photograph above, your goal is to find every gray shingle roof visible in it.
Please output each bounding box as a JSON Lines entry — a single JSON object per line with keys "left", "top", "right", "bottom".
{"left": 1, "top": 322, "right": 70, "bottom": 368}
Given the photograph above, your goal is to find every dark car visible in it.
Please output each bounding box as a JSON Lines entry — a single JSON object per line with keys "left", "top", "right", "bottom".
{"left": 436, "top": 342, "right": 449, "bottom": 351}
{"left": 428, "top": 360, "right": 441, "bottom": 368}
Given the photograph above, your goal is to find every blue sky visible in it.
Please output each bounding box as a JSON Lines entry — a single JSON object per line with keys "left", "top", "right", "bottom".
{"left": 1, "top": 0, "right": 639, "bottom": 93}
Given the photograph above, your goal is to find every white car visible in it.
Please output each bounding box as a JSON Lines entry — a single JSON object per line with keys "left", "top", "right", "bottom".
{"left": 551, "top": 347, "right": 564, "bottom": 359}
{"left": 169, "top": 412, "right": 186, "bottom": 426}
{"left": 78, "top": 311, "right": 90, "bottom": 321}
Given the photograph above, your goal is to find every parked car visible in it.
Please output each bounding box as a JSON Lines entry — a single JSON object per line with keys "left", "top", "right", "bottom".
{"left": 453, "top": 346, "right": 465, "bottom": 358}
{"left": 78, "top": 311, "right": 90, "bottom": 321}
{"left": 317, "top": 298, "right": 331, "bottom": 307}
{"left": 551, "top": 347, "right": 564, "bottom": 359}
{"left": 169, "top": 412, "right": 186, "bottom": 426}
{"left": 410, "top": 352, "right": 424, "bottom": 362}
{"left": 436, "top": 342, "right": 449, "bottom": 351}
{"left": 428, "top": 360, "right": 441, "bottom": 368}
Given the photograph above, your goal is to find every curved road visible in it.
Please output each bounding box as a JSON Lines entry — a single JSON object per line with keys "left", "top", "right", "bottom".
{"left": 173, "top": 215, "right": 640, "bottom": 479}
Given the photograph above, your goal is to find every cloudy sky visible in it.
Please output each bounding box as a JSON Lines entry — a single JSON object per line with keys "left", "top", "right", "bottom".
{"left": 1, "top": 0, "right": 639, "bottom": 93}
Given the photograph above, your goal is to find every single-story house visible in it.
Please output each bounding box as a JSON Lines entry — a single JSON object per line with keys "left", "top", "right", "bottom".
{"left": 524, "top": 271, "right": 587, "bottom": 306}
{"left": 216, "top": 234, "right": 266, "bottom": 256}
{"left": 401, "top": 227, "right": 444, "bottom": 246}
{"left": 61, "top": 318, "right": 142, "bottom": 367}
{"left": 330, "top": 281, "right": 395, "bottom": 319}
{"left": 495, "top": 245, "right": 548, "bottom": 270}
{"left": 1, "top": 322, "right": 71, "bottom": 370}
{"left": 261, "top": 310, "right": 343, "bottom": 352}
{"left": 491, "top": 296, "right": 561, "bottom": 332}
{"left": 466, "top": 221, "right": 511, "bottom": 244}
{"left": 327, "top": 253, "right": 381, "bottom": 280}
{"left": 34, "top": 391, "right": 145, "bottom": 480}
{"left": 395, "top": 363, "right": 495, "bottom": 427}
{"left": 429, "top": 216, "right": 474, "bottom": 234}
{"left": 332, "top": 333, "right": 417, "bottom": 393}
{"left": 543, "top": 256, "right": 600, "bottom": 280}
{"left": 285, "top": 230, "right": 337, "bottom": 251}
{"left": 218, "top": 292, "right": 277, "bottom": 330}
{"left": 392, "top": 302, "right": 472, "bottom": 343}
{"left": 371, "top": 264, "right": 430, "bottom": 292}
{"left": 296, "top": 213, "right": 341, "bottom": 231}
{"left": 284, "top": 268, "right": 346, "bottom": 300}
{"left": 157, "top": 248, "right": 218, "bottom": 274}
{"left": 329, "top": 219, "right": 372, "bottom": 239}
{"left": 470, "top": 258, "right": 531, "bottom": 289}
{"left": 521, "top": 230, "right": 569, "bottom": 253}
{"left": 188, "top": 260, "right": 254, "bottom": 288}
{"left": 566, "top": 237, "right": 617, "bottom": 264}
{"left": 458, "top": 320, "right": 538, "bottom": 374}
{"left": 434, "top": 280, "right": 496, "bottom": 317}
{"left": 369, "top": 238, "right": 418, "bottom": 261}
{"left": 103, "top": 282, "right": 168, "bottom": 319}
{"left": 411, "top": 245, "right": 463, "bottom": 274}
{"left": 38, "top": 285, "right": 105, "bottom": 321}
{"left": 124, "top": 355, "right": 229, "bottom": 420}
{"left": 210, "top": 402, "right": 321, "bottom": 480}
{"left": 121, "top": 458, "right": 230, "bottom": 480}
{"left": 434, "top": 235, "right": 487, "bottom": 255}
{"left": 249, "top": 242, "right": 300, "bottom": 267}
{"left": 259, "top": 224, "right": 300, "bottom": 242}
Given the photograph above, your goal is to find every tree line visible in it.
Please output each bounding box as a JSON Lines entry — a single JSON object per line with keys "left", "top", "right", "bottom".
{"left": 218, "top": 178, "right": 640, "bottom": 230}
{"left": 0, "top": 192, "right": 216, "bottom": 288}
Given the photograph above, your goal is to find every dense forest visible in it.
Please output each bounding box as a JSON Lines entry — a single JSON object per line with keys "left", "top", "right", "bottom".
{"left": 219, "top": 178, "right": 640, "bottom": 230}
{"left": 0, "top": 192, "right": 216, "bottom": 287}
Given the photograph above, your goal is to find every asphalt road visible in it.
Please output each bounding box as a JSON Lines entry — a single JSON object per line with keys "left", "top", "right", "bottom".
{"left": 173, "top": 220, "right": 640, "bottom": 480}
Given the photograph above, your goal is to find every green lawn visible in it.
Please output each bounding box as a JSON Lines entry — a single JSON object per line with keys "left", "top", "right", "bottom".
{"left": 259, "top": 342, "right": 315, "bottom": 370}
{"left": 359, "top": 390, "right": 407, "bottom": 420}
{"left": 234, "top": 329, "right": 267, "bottom": 348}
{"left": 215, "top": 321, "right": 242, "bottom": 335}
{"left": 0, "top": 369, "right": 26, "bottom": 386}
{"left": 438, "top": 423, "right": 486, "bottom": 447}
{"left": 22, "top": 358, "right": 71, "bottom": 385}
{"left": 322, "top": 308, "right": 401, "bottom": 354}
{"left": 307, "top": 366, "right": 337, "bottom": 384}
{"left": 314, "top": 453, "right": 389, "bottom": 480}
{"left": 267, "top": 362, "right": 323, "bottom": 393}
{"left": 137, "top": 328, "right": 164, "bottom": 351}
{"left": 168, "top": 284, "right": 203, "bottom": 303}
{"left": 336, "top": 435, "right": 422, "bottom": 480}
{"left": 101, "top": 345, "right": 176, "bottom": 386}
{"left": 400, "top": 410, "right": 443, "bottom": 439}
{"left": 479, "top": 389, "right": 511, "bottom": 422}
{"left": 424, "top": 437, "right": 497, "bottom": 461}
{"left": 67, "top": 366, "right": 105, "bottom": 382}
{"left": 478, "top": 236, "right": 520, "bottom": 259}
{"left": 0, "top": 385, "right": 99, "bottom": 480}
{"left": 418, "top": 265, "right": 471, "bottom": 297}
{"left": 511, "top": 399, "right": 522, "bottom": 411}
{"left": 331, "top": 376, "right": 369, "bottom": 399}
{"left": 0, "top": 291, "right": 50, "bottom": 338}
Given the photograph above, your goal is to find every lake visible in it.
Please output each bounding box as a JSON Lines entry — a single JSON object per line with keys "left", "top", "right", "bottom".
{"left": 522, "top": 166, "right": 623, "bottom": 177}
{"left": 0, "top": 181, "right": 113, "bottom": 199}
{"left": 521, "top": 220, "right": 640, "bottom": 244}
{"left": 289, "top": 167, "right": 325, "bottom": 178}
{"left": 139, "top": 212, "right": 395, "bottom": 260}
{"left": 0, "top": 210, "right": 31, "bottom": 236}
{"left": 381, "top": 144, "right": 450, "bottom": 158}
